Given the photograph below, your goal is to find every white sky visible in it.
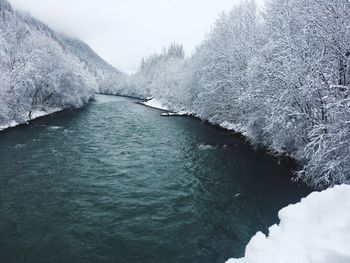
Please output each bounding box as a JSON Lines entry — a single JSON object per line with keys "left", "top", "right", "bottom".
{"left": 8, "top": 0, "right": 259, "bottom": 73}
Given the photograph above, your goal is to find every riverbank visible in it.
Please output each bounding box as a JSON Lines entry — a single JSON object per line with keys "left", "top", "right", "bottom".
{"left": 0, "top": 108, "right": 62, "bottom": 133}
{"left": 136, "top": 97, "right": 300, "bottom": 164}
{"left": 0, "top": 97, "right": 98, "bottom": 133}
{"left": 227, "top": 184, "right": 350, "bottom": 263}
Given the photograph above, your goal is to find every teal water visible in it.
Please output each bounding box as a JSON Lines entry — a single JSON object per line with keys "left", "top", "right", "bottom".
{"left": 0, "top": 95, "right": 310, "bottom": 263}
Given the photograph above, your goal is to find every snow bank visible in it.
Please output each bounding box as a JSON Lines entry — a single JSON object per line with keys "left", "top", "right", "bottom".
{"left": 140, "top": 98, "right": 169, "bottom": 111}
{"left": 0, "top": 108, "right": 61, "bottom": 132}
{"left": 140, "top": 98, "right": 191, "bottom": 115}
{"left": 0, "top": 120, "right": 19, "bottom": 131}
{"left": 220, "top": 121, "right": 236, "bottom": 131}
{"left": 30, "top": 108, "right": 61, "bottom": 120}
{"left": 220, "top": 121, "right": 245, "bottom": 133}
{"left": 161, "top": 111, "right": 189, "bottom": 116}
{"left": 227, "top": 184, "right": 350, "bottom": 263}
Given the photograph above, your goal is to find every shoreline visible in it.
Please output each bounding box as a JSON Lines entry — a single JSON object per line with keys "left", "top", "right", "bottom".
{"left": 0, "top": 108, "right": 63, "bottom": 133}
{"left": 133, "top": 96, "right": 301, "bottom": 167}
{"left": 0, "top": 93, "right": 302, "bottom": 176}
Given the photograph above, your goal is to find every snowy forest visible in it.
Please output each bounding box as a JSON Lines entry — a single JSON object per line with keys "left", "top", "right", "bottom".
{"left": 0, "top": 0, "right": 121, "bottom": 129}
{"left": 1, "top": 0, "right": 350, "bottom": 262}
{"left": 1, "top": 0, "right": 350, "bottom": 189}
{"left": 107, "top": 0, "right": 350, "bottom": 189}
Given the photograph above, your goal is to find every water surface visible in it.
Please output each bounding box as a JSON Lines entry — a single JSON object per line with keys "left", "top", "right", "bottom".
{"left": 0, "top": 95, "right": 310, "bottom": 263}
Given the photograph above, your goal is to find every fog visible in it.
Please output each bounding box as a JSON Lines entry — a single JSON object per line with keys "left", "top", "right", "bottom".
{"left": 9, "top": 0, "right": 262, "bottom": 73}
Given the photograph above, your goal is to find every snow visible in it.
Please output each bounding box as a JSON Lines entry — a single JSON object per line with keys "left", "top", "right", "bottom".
{"left": 31, "top": 109, "right": 49, "bottom": 119}
{"left": 226, "top": 184, "right": 350, "bottom": 263}
{"left": 161, "top": 110, "right": 189, "bottom": 116}
{"left": 161, "top": 112, "right": 177, "bottom": 116}
{"left": 0, "top": 108, "right": 61, "bottom": 132}
{"left": 139, "top": 98, "right": 190, "bottom": 115}
{"left": 220, "top": 121, "right": 236, "bottom": 130}
{"left": 1, "top": 0, "right": 102, "bottom": 134}
{"left": 220, "top": 121, "right": 244, "bottom": 132}
{"left": 30, "top": 108, "right": 61, "bottom": 120}
{"left": 140, "top": 98, "right": 169, "bottom": 111}
{"left": 0, "top": 120, "right": 18, "bottom": 131}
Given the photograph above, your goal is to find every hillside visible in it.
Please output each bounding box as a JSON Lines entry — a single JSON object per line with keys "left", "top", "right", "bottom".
{"left": 0, "top": 0, "right": 122, "bottom": 130}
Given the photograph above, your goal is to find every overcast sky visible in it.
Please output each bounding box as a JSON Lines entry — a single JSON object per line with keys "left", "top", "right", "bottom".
{"left": 9, "top": 0, "right": 257, "bottom": 73}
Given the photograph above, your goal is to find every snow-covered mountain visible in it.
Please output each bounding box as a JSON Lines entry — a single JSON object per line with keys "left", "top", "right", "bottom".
{"left": 0, "top": 0, "right": 122, "bottom": 130}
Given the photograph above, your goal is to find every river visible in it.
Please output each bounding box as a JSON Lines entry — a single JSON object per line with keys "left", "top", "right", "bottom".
{"left": 0, "top": 95, "right": 310, "bottom": 263}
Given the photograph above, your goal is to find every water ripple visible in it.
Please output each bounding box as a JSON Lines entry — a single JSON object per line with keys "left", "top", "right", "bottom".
{"left": 0, "top": 95, "right": 310, "bottom": 263}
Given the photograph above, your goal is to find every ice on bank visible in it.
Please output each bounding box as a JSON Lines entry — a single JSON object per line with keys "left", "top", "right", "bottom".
{"left": 227, "top": 184, "right": 350, "bottom": 263}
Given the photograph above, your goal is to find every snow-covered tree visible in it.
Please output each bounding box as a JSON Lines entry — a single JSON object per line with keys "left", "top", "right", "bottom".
{"left": 0, "top": 0, "right": 119, "bottom": 129}
{"left": 116, "top": 0, "right": 350, "bottom": 188}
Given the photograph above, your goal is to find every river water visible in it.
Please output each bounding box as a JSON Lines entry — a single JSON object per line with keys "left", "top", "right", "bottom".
{"left": 0, "top": 95, "right": 310, "bottom": 263}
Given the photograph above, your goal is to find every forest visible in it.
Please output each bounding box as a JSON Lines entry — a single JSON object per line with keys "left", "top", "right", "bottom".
{"left": 0, "top": 0, "right": 120, "bottom": 129}
{"left": 1, "top": 0, "right": 350, "bottom": 262}
{"left": 108, "top": 0, "right": 350, "bottom": 189}
{"left": 1, "top": 0, "right": 349, "bottom": 189}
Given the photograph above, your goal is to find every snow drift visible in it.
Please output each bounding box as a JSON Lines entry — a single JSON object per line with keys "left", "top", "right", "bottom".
{"left": 226, "top": 184, "right": 350, "bottom": 263}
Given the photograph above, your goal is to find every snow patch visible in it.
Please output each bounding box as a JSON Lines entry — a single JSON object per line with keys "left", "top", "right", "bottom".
{"left": 0, "top": 108, "right": 61, "bottom": 132}
{"left": 30, "top": 108, "right": 61, "bottom": 120}
{"left": 0, "top": 120, "right": 19, "bottom": 131}
{"left": 140, "top": 98, "right": 169, "bottom": 111}
{"left": 226, "top": 184, "right": 350, "bottom": 263}
{"left": 220, "top": 121, "right": 237, "bottom": 131}
{"left": 30, "top": 109, "right": 48, "bottom": 119}
{"left": 161, "top": 110, "right": 189, "bottom": 117}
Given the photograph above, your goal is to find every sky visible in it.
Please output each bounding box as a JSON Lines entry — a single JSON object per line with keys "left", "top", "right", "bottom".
{"left": 8, "top": 0, "right": 257, "bottom": 73}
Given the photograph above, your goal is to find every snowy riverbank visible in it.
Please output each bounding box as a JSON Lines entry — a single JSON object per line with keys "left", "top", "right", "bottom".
{"left": 139, "top": 98, "right": 190, "bottom": 116}
{"left": 0, "top": 0, "right": 119, "bottom": 135}
{"left": 0, "top": 108, "right": 62, "bottom": 132}
{"left": 226, "top": 184, "right": 350, "bottom": 263}
{"left": 139, "top": 98, "right": 244, "bottom": 133}
{"left": 135, "top": 97, "right": 350, "bottom": 263}
{"left": 140, "top": 98, "right": 169, "bottom": 111}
